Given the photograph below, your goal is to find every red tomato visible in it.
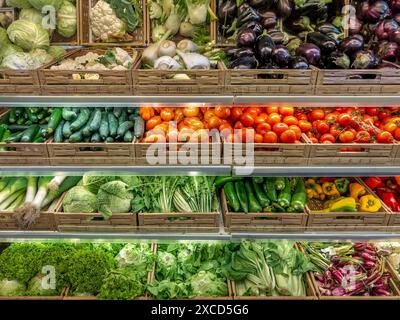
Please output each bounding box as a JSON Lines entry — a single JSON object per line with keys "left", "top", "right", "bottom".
{"left": 289, "top": 125, "right": 302, "bottom": 140}
{"left": 383, "top": 122, "right": 398, "bottom": 133}
{"left": 204, "top": 110, "right": 216, "bottom": 122}
{"left": 283, "top": 116, "right": 299, "bottom": 126}
{"left": 338, "top": 113, "right": 352, "bottom": 127}
{"left": 240, "top": 112, "right": 255, "bottom": 127}
{"left": 298, "top": 120, "right": 312, "bottom": 132}
{"left": 294, "top": 111, "right": 308, "bottom": 121}
{"left": 219, "top": 123, "right": 233, "bottom": 138}
{"left": 254, "top": 133, "right": 263, "bottom": 143}
{"left": 320, "top": 133, "right": 336, "bottom": 143}
{"left": 247, "top": 107, "right": 262, "bottom": 117}
{"left": 140, "top": 107, "right": 155, "bottom": 121}
{"left": 394, "top": 128, "right": 400, "bottom": 141}
{"left": 329, "top": 125, "right": 342, "bottom": 137}
{"left": 366, "top": 107, "right": 379, "bottom": 116}
{"left": 256, "top": 122, "right": 272, "bottom": 135}
{"left": 160, "top": 108, "right": 175, "bottom": 121}
{"left": 234, "top": 121, "right": 244, "bottom": 129}
{"left": 266, "top": 106, "right": 278, "bottom": 114}
{"left": 263, "top": 131, "right": 278, "bottom": 143}
{"left": 214, "top": 106, "right": 230, "bottom": 119}
{"left": 355, "top": 130, "right": 371, "bottom": 143}
{"left": 316, "top": 121, "right": 330, "bottom": 134}
{"left": 376, "top": 131, "right": 394, "bottom": 143}
{"left": 241, "top": 128, "right": 255, "bottom": 143}
{"left": 278, "top": 106, "right": 294, "bottom": 116}
{"left": 273, "top": 122, "right": 289, "bottom": 135}
{"left": 183, "top": 106, "right": 200, "bottom": 117}
{"left": 310, "top": 137, "right": 319, "bottom": 144}
{"left": 267, "top": 113, "right": 281, "bottom": 125}
{"left": 310, "top": 109, "right": 325, "bottom": 121}
{"left": 254, "top": 113, "right": 268, "bottom": 125}
{"left": 339, "top": 130, "right": 355, "bottom": 143}
{"left": 324, "top": 113, "right": 337, "bottom": 122}
{"left": 207, "top": 116, "right": 222, "bottom": 129}
{"left": 230, "top": 107, "right": 243, "bottom": 122}
{"left": 280, "top": 129, "right": 297, "bottom": 143}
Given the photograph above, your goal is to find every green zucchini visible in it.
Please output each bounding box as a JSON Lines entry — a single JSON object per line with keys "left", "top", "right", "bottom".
{"left": 252, "top": 179, "right": 270, "bottom": 208}
{"left": 47, "top": 108, "right": 63, "bottom": 134}
{"left": 54, "top": 120, "right": 65, "bottom": 143}
{"left": 245, "top": 180, "right": 262, "bottom": 213}
{"left": 8, "top": 109, "right": 16, "bottom": 123}
{"left": 0, "top": 124, "right": 6, "bottom": 141}
{"left": 62, "top": 121, "right": 72, "bottom": 139}
{"left": 0, "top": 112, "right": 10, "bottom": 125}
{"left": 123, "top": 130, "right": 133, "bottom": 142}
{"left": 26, "top": 109, "right": 38, "bottom": 123}
{"left": 224, "top": 182, "right": 240, "bottom": 212}
{"left": 89, "top": 109, "right": 102, "bottom": 133}
{"left": 0, "top": 130, "right": 11, "bottom": 150}
{"left": 133, "top": 116, "right": 145, "bottom": 139}
{"left": 62, "top": 108, "right": 78, "bottom": 121}
{"left": 82, "top": 111, "right": 96, "bottom": 138}
{"left": 99, "top": 112, "right": 109, "bottom": 139}
{"left": 69, "top": 130, "right": 83, "bottom": 143}
{"left": 33, "top": 136, "right": 45, "bottom": 143}
{"left": 8, "top": 125, "right": 30, "bottom": 132}
{"left": 6, "top": 131, "right": 24, "bottom": 143}
{"left": 14, "top": 108, "right": 23, "bottom": 117}
{"left": 108, "top": 113, "right": 118, "bottom": 137}
{"left": 235, "top": 181, "right": 248, "bottom": 213}
{"left": 264, "top": 178, "right": 277, "bottom": 202}
{"left": 117, "top": 121, "right": 133, "bottom": 139}
{"left": 91, "top": 133, "right": 101, "bottom": 143}
{"left": 70, "top": 108, "right": 91, "bottom": 132}
{"left": 118, "top": 110, "right": 128, "bottom": 125}
{"left": 113, "top": 107, "right": 122, "bottom": 118}
{"left": 21, "top": 125, "right": 39, "bottom": 142}
{"left": 17, "top": 117, "right": 25, "bottom": 125}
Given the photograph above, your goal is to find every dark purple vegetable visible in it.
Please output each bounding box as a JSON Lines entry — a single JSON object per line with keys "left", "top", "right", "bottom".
{"left": 352, "top": 50, "right": 380, "bottom": 69}
{"left": 375, "top": 19, "right": 399, "bottom": 40}
{"left": 357, "top": 0, "right": 390, "bottom": 22}
{"left": 227, "top": 47, "right": 255, "bottom": 59}
{"left": 291, "top": 56, "right": 309, "bottom": 69}
{"left": 258, "top": 10, "right": 277, "bottom": 29}
{"left": 272, "top": 46, "right": 292, "bottom": 67}
{"left": 237, "top": 28, "right": 257, "bottom": 47}
{"left": 348, "top": 17, "right": 363, "bottom": 35}
{"left": 296, "top": 0, "right": 328, "bottom": 21}
{"left": 217, "top": 0, "right": 237, "bottom": 28}
{"left": 241, "top": 20, "right": 264, "bottom": 36}
{"left": 340, "top": 35, "right": 364, "bottom": 56}
{"left": 276, "top": 0, "right": 292, "bottom": 18}
{"left": 267, "top": 29, "right": 288, "bottom": 45}
{"left": 229, "top": 55, "right": 258, "bottom": 69}
{"left": 296, "top": 43, "right": 321, "bottom": 65}
{"left": 256, "top": 35, "right": 275, "bottom": 63}
{"left": 375, "top": 41, "right": 399, "bottom": 61}
{"left": 286, "top": 16, "right": 313, "bottom": 33}
{"left": 394, "top": 13, "right": 400, "bottom": 24}
{"left": 391, "top": 0, "right": 400, "bottom": 12}
{"left": 237, "top": 4, "right": 260, "bottom": 28}
{"left": 317, "top": 23, "right": 341, "bottom": 35}
{"left": 307, "top": 32, "right": 337, "bottom": 53}
{"left": 248, "top": 0, "right": 274, "bottom": 9}
{"left": 389, "top": 29, "right": 400, "bottom": 44}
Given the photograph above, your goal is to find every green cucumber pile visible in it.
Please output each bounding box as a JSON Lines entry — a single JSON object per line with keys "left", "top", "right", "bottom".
{"left": 54, "top": 107, "right": 143, "bottom": 143}
{"left": 216, "top": 177, "right": 307, "bottom": 213}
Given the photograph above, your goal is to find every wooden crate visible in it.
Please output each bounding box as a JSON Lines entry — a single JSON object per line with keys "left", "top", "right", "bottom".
{"left": 221, "top": 190, "right": 308, "bottom": 233}
{"left": 147, "top": 244, "right": 233, "bottom": 300}
{"left": 38, "top": 48, "right": 138, "bottom": 95}
{"left": 133, "top": 58, "right": 226, "bottom": 95}
{"left": 54, "top": 194, "right": 138, "bottom": 233}
{"left": 306, "top": 178, "right": 390, "bottom": 231}
{"left": 225, "top": 69, "right": 317, "bottom": 95}
{"left": 134, "top": 133, "right": 222, "bottom": 165}
{"left": 222, "top": 134, "right": 310, "bottom": 166}
{"left": 315, "top": 65, "right": 400, "bottom": 95}
{"left": 0, "top": 211, "right": 55, "bottom": 231}
{"left": 80, "top": 0, "right": 147, "bottom": 46}
{"left": 47, "top": 139, "right": 135, "bottom": 166}
{"left": 393, "top": 142, "right": 400, "bottom": 165}
{"left": 0, "top": 69, "right": 40, "bottom": 96}
{"left": 308, "top": 136, "right": 395, "bottom": 166}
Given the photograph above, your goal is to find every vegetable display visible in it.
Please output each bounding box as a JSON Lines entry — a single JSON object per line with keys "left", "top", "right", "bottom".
{"left": 217, "top": 176, "right": 307, "bottom": 213}
{"left": 303, "top": 242, "right": 397, "bottom": 296}
{"left": 307, "top": 178, "right": 382, "bottom": 213}
{"left": 363, "top": 176, "right": 400, "bottom": 212}
{"left": 89, "top": 0, "right": 142, "bottom": 43}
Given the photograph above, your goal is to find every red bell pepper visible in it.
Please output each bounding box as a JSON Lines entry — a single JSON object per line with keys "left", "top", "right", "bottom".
{"left": 318, "top": 178, "right": 335, "bottom": 183}
{"left": 364, "top": 177, "right": 384, "bottom": 190}
{"left": 381, "top": 192, "right": 400, "bottom": 212}
{"left": 394, "top": 177, "right": 400, "bottom": 186}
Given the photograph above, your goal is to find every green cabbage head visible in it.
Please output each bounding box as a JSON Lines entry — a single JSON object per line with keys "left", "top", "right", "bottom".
{"left": 56, "top": 0, "right": 76, "bottom": 38}
{"left": 47, "top": 46, "right": 66, "bottom": 60}
{"left": 97, "top": 181, "right": 133, "bottom": 219}
{"left": 63, "top": 186, "right": 97, "bottom": 213}
{"left": 19, "top": 8, "right": 44, "bottom": 25}
{"left": 29, "top": 48, "right": 53, "bottom": 66}
{"left": 6, "top": 0, "right": 32, "bottom": 8}
{"left": 27, "top": 0, "right": 63, "bottom": 10}
{"left": 7, "top": 20, "right": 50, "bottom": 51}
{"left": 0, "top": 27, "right": 10, "bottom": 47}
{"left": 0, "top": 52, "right": 37, "bottom": 70}
{"left": 82, "top": 174, "right": 115, "bottom": 194}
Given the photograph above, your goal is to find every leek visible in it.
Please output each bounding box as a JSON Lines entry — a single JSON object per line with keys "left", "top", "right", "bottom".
{"left": 0, "top": 177, "right": 11, "bottom": 192}
{"left": 41, "top": 176, "right": 82, "bottom": 208}
{"left": 47, "top": 175, "right": 67, "bottom": 192}
{"left": 4, "top": 192, "right": 25, "bottom": 212}
{"left": 0, "top": 178, "right": 27, "bottom": 205}
{"left": 0, "top": 189, "right": 25, "bottom": 211}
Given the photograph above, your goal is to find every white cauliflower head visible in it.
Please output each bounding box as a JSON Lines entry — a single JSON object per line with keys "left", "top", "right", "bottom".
{"left": 90, "top": 0, "right": 126, "bottom": 42}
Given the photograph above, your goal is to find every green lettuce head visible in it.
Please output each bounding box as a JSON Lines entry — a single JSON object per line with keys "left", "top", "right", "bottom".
{"left": 63, "top": 186, "right": 97, "bottom": 213}
{"left": 27, "top": 0, "right": 63, "bottom": 10}
{"left": 56, "top": 0, "right": 76, "bottom": 38}
{"left": 0, "top": 27, "right": 10, "bottom": 47}
{"left": 6, "top": 0, "right": 32, "bottom": 8}
{"left": 7, "top": 20, "right": 50, "bottom": 51}
{"left": 19, "top": 8, "right": 44, "bottom": 25}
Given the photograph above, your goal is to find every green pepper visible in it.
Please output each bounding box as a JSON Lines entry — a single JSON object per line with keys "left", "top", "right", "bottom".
{"left": 224, "top": 182, "right": 241, "bottom": 212}
{"left": 278, "top": 178, "right": 292, "bottom": 208}
{"left": 253, "top": 177, "right": 264, "bottom": 184}
{"left": 290, "top": 179, "right": 307, "bottom": 212}
{"left": 235, "top": 181, "right": 249, "bottom": 213}
{"left": 335, "top": 178, "right": 350, "bottom": 195}
{"left": 215, "top": 176, "right": 243, "bottom": 188}
{"left": 264, "top": 178, "right": 277, "bottom": 202}
{"left": 245, "top": 180, "right": 262, "bottom": 213}
{"left": 263, "top": 206, "right": 273, "bottom": 213}
{"left": 0, "top": 124, "right": 7, "bottom": 141}
{"left": 252, "top": 178, "right": 270, "bottom": 207}
{"left": 272, "top": 202, "right": 286, "bottom": 212}
{"left": 290, "top": 177, "right": 299, "bottom": 192}
{"left": 275, "top": 177, "right": 286, "bottom": 190}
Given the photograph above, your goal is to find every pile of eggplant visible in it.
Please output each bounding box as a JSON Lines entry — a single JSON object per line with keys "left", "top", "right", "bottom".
{"left": 218, "top": 0, "right": 400, "bottom": 71}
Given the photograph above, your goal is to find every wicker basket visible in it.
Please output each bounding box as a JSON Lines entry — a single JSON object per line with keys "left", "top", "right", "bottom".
{"left": 306, "top": 178, "right": 390, "bottom": 231}
{"left": 222, "top": 134, "right": 310, "bottom": 166}
{"left": 133, "top": 57, "right": 226, "bottom": 95}
{"left": 147, "top": 244, "right": 234, "bottom": 300}
{"left": 38, "top": 48, "right": 138, "bottom": 95}
{"left": 221, "top": 190, "right": 308, "bottom": 233}
{"left": 54, "top": 194, "right": 138, "bottom": 233}
{"left": 47, "top": 139, "right": 135, "bottom": 166}
{"left": 80, "top": 0, "right": 147, "bottom": 46}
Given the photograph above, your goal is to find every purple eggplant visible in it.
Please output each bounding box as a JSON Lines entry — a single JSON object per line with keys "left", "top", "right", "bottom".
{"left": 227, "top": 47, "right": 255, "bottom": 59}
{"left": 237, "top": 28, "right": 257, "bottom": 47}
{"left": 286, "top": 16, "right": 313, "bottom": 33}
{"left": 317, "top": 23, "right": 341, "bottom": 35}
{"left": 217, "top": 0, "right": 237, "bottom": 27}
{"left": 241, "top": 20, "right": 264, "bottom": 36}
{"left": 296, "top": 43, "right": 321, "bottom": 65}
{"left": 229, "top": 55, "right": 258, "bottom": 69}
{"left": 272, "top": 46, "right": 292, "bottom": 67}
{"left": 375, "top": 41, "right": 399, "bottom": 61}
{"left": 389, "top": 29, "right": 400, "bottom": 44}
{"left": 258, "top": 10, "right": 277, "bottom": 29}
{"left": 348, "top": 17, "right": 363, "bottom": 35}
{"left": 276, "top": 0, "right": 292, "bottom": 18}
{"left": 267, "top": 29, "right": 288, "bottom": 45}
{"left": 296, "top": 0, "right": 328, "bottom": 22}
{"left": 307, "top": 32, "right": 337, "bottom": 53}
{"left": 394, "top": 13, "right": 400, "bottom": 24}
{"left": 375, "top": 19, "right": 399, "bottom": 40}
{"left": 340, "top": 35, "right": 364, "bottom": 56}
{"left": 248, "top": 0, "right": 275, "bottom": 9}
{"left": 237, "top": 4, "right": 260, "bottom": 28}
{"left": 391, "top": 0, "right": 400, "bottom": 12}
{"left": 352, "top": 50, "right": 380, "bottom": 69}
{"left": 256, "top": 35, "right": 275, "bottom": 63}
{"left": 291, "top": 56, "right": 309, "bottom": 69}
{"left": 357, "top": 0, "right": 390, "bottom": 22}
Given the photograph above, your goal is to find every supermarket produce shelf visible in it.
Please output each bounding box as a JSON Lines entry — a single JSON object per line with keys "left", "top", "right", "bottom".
{"left": 1, "top": 95, "right": 400, "bottom": 106}
{"left": 0, "top": 165, "right": 399, "bottom": 176}
{"left": 0, "top": 231, "right": 399, "bottom": 241}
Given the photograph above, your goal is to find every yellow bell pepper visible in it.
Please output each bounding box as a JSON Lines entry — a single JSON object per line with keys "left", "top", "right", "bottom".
{"left": 349, "top": 183, "right": 366, "bottom": 200}
{"left": 359, "top": 195, "right": 382, "bottom": 212}
{"left": 305, "top": 179, "right": 325, "bottom": 200}
{"left": 323, "top": 197, "right": 345, "bottom": 209}
{"left": 329, "top": 197, "right": 357, "bottom": 212}
{"left": 322, "top": 182, "right": 340, "bottom": 197}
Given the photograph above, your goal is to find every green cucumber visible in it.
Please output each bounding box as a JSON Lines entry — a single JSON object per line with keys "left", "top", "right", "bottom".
{"left": 62, "top": 121, "right": 72, "bottom": 139}
{"left": 0, "top": 130, "right": 11, "bottom": 150}
{"left": 89, "top": 109, "right": 102, "bottom": 133}
{"left": 91, "top": 133, "right": 101, "bottom": 143}
{"left": 82, "top": 111, "right": 96, "bottom": 138}
{"left": 118, "top": 110, "right": 128, "bottom": 125}
{"left": 0, "top": 124, "right": 7, "bottom": 141}
{"left": 6, "top": 131, "right": 24, "bottom": 143}
{"left": 108, "top": 113, "right": 118, "bottom": 137}
{"left": 8, "top": 125, "right": 30, "bottom": 132}
{"left": 117, "top": 121, "right": 133, "bottom": 139}
{"left": 252, "top": 179, "right": 270, "bottom": 208}
{"left": 235, "top": 181, "right": 248, "bottom": 213}
{"left": 113, "top": 107, "right": 122, "bottom": 118}
{"left": 99, "top": 112, "right": 109, "bottom": 139}
{"left": 70, "top": 108, "right": 91, "bottom": 132}
{"left": 69, "top": 130, "right": 83, "bottom": 143}
{"left": 21, "top": 125, "right": 39, "bottom": 142}
{"left": 47, "top": 108, "right": 63, "bottom": 134}
{"left": 62, "top": 108, "right": 78, "bottom": 121}
{"left": 133, "top": 116, "right": 145, "bottom": 139}
{"left": 264, "top": 178, "right": 277, "bottom": 202}
{"left": 106, "top": 137, "right": 114, "bottom": 143}
{"left": 123, "top": 130, "right": 133, "bottom": 142}
{"left": 54, "top": 120, "right": 65, "bottom": 143}
{"left": 8, "top": 109, "right": 16, "bottom": 123}
{"left": 224, "top": 182, "right": 240, "bottom": 212}
{"left": 245, "top": 180, "right": 262, "bottom": 213}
